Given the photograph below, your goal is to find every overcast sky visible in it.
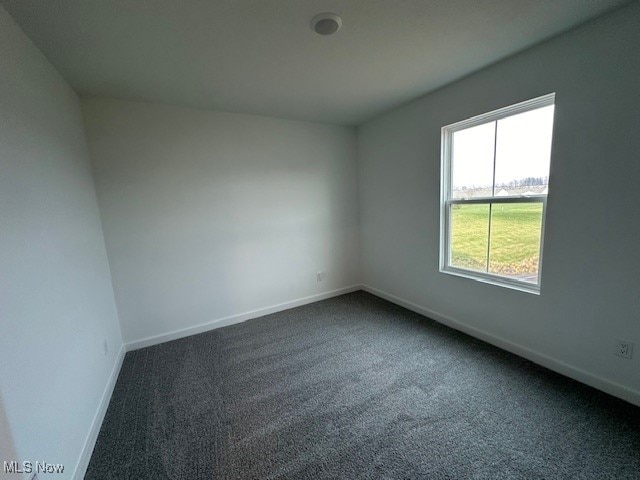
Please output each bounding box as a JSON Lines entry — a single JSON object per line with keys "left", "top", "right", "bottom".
{"left": 452, "top": 105, "right": 555, "bottom": 191}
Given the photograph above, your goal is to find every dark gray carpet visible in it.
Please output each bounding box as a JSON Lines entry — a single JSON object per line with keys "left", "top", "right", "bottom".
{"left": 86, "top": 291, "right": 640, "bottom": 479}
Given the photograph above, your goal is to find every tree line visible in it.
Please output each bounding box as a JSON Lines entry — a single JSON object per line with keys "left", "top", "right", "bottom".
{"left": 496, "top": 176, "right": 548, "bottom": 188}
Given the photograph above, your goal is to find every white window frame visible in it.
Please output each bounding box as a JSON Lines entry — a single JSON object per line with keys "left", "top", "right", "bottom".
{"left": 439, "top": 93, "right": 555, "bottom": 295}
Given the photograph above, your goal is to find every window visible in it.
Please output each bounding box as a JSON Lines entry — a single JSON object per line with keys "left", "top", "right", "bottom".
{"left": 440, "top": 94, "right": 555, "bottom": 294}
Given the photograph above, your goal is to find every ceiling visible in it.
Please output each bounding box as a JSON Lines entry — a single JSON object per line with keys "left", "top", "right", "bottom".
{"left": 2, "top": 0, "right": 629, "bottom": 125}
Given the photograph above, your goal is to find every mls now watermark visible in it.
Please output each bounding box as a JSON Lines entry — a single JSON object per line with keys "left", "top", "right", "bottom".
{"left": 4, "top": 461, "right": 64, "bottom": 474}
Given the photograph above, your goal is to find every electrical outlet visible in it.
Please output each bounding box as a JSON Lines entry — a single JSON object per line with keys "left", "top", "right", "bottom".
{"left": 103, "top": 339, "right": 109, "bottom": 356}
{"left": 316, "top": 271, "right": 326, "bottom": 283}
{"left": 614, "top": 340, "right": 633, "bottom": 359}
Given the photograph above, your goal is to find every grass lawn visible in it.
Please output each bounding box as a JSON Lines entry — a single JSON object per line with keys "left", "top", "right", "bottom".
{"left": 451, "top": 203, "right": 543, "bottom": 276}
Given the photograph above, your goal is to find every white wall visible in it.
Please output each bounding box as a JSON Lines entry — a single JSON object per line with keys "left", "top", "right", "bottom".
{"left": 82, "top": 98, "right": 360, "bottom": 346}
{"left": 358, "top": 2, "right": 640, "bottom": 404}
{"left": 0, "top": 6, "right": 123, "bottom": 480}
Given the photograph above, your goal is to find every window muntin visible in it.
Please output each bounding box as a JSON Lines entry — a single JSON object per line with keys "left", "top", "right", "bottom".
{"left": 440, "top": 94, "right": 555, "bottom": 293}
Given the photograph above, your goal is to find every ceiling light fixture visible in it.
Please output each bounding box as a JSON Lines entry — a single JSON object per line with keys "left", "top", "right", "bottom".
{"left": 310, "top": 13, "right": 342, "bottom": 36}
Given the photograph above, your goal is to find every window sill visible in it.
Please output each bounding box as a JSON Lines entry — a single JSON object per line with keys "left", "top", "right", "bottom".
{"left": 440, "top": 266, "right": 541, "bottom": 295}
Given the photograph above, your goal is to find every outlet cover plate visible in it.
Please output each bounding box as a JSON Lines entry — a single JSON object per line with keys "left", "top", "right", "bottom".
{"left": 614, "top": 340, "right": 633, "bottom": 359}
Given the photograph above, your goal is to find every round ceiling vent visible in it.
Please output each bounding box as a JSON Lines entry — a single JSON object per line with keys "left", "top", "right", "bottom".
{"left": 311, "top": 13, "right": 342, "bottom": 36}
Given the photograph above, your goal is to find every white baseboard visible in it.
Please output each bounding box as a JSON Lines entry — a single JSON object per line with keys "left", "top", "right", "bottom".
{"left": 362, "top": 284, "right": 640, "bottom": 407}
{"left": 126, "top": 285, "right": 362, "bottom": 351}
{"left": 72, "top": 344, "right": 126, "bottom": 480}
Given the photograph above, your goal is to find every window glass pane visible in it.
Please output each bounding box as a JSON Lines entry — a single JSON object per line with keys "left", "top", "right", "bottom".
{"left": 493, "top": 105, "right": 554, "bottom": 196}
{"left": 450, "top": 204, "right": 489, "bottom": 272}
{"left": 488, "top": 203, "right": 543, "bottom": 283}
{"left": 452, "top": 122, "right": 495, "bottom": 199}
